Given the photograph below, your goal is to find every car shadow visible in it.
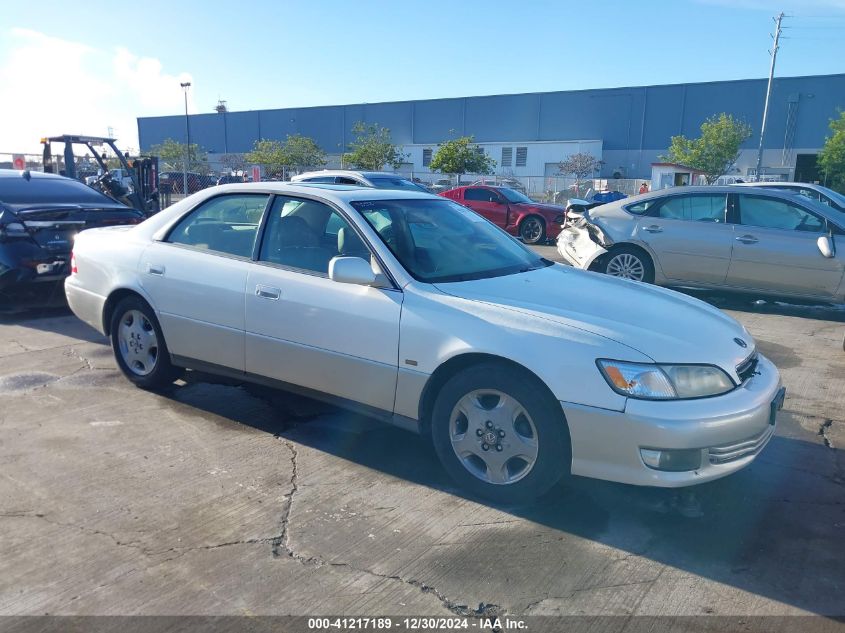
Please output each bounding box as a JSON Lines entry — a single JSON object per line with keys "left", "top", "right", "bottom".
{"left": 0, "top": 307, "right": 108, "bottom": 345}
{"left": 675, "top": 288, "right": 845, "bottom": 324}
{"left": 163, "top": 374, "right": 845, "bottom": 616}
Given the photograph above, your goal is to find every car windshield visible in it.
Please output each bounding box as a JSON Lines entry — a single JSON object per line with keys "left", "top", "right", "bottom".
{"left": 812, "top": 185, "right": 845, "bottom": 209}
{"left": 368, "top": 177, "right": 429, "bottom": 192}
{"left": 497, "top": 187, "right": 533, "bottom": 204}
{"left": 0, "top": 176, "right": 117, "bottom": 206}
{"left": 351, "top": 198, "right": 551, "bottom": 283}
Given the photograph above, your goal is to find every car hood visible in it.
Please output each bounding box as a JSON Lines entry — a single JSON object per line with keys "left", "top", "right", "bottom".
{"left": 433, "top": 264, "right": 754, "bottom": 376}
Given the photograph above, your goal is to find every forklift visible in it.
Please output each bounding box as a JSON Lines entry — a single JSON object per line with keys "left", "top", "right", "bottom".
{"left": 41, "top": 135, "right": 162, "bottom": 216}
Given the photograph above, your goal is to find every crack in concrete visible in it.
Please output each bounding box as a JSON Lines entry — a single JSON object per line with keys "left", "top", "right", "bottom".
{"left": 264, "top": 436, "right": 503, "bottom": 620}
{"left": 522, "top": 577, "right": 660, "bottom": 614}
{"left": 818, "top": 419, "right": 835, "bottom": 449}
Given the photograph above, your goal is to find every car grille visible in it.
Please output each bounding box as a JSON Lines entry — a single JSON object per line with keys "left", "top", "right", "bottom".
{"left": 708, "top": 424, "right": 775, "bottom": 465}
{"left": 736, "top": 351, "right": 759, "bottom": 383}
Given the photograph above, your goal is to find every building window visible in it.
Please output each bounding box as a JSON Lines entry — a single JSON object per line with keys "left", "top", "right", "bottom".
{"left": 501, "top": 147, "right": 513, "bottom": 167}
{"left": 422, "top": 148, "right": 432, "bottom": 167}
{"left": 515, "top": 147, "right": 528, "bottom": 167}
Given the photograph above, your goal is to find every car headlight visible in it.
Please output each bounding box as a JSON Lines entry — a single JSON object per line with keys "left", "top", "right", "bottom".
{"left": 597, "top": 360, "right": 735, "bottom": 400}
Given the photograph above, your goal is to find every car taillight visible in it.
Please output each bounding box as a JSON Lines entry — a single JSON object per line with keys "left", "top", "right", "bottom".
{"left": 70, "top": 252, "right": 78, "bottom": 274}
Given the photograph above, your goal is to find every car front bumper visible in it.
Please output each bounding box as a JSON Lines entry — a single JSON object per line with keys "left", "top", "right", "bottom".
{"left": 562, "top": 353, "right": 784, "bottom": 487}
{"left": 556, "top": 227, "right": 606, "bottom": 270}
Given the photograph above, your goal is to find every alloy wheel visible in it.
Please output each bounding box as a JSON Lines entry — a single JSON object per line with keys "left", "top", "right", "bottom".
{"left": 521, "top": 218, "right": 543, "bottom": 243}
{"left": 448, "top": 389, "right": 539, "bottom": 485}
{"left": 117, "top": 310, "right": 159, "bottom": 376}
{"left": 606, "top": 253, "right": 645, "bottom": 281}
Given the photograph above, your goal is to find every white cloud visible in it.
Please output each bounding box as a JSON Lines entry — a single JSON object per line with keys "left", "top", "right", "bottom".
{"left": 0, "top": 28, "right": 195, "bottom": 155}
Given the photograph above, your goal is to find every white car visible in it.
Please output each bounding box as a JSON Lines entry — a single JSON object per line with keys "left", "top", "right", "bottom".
{"left": 65, "top": 182, "right": 784, "bottom": 502}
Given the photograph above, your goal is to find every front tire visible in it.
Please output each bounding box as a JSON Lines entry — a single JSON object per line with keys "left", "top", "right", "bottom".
{"left": 430, "top": 363, "right": 570, "bottom": 504}
{"left": 519, "top": 216, "right": 546, "bottom": 244}
{"left": 110, "top": 296, "right": 180, "bottom": 389}
{"left": 603, "top": 246, "right": 655, "bottom": 283}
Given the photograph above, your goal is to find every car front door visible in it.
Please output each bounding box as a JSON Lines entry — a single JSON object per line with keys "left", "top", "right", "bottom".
{"left": 725, "top": 193, "right": 845, "bottom": 298}
{"left": 140, "top": 193, "right": 271, "bottom": 370}
{"left": 463, "top": 188, "right": 509, "bottom": 227}
{"left": 244, "top": 195, "right": 403, "bottom": 412}
{"left": 632, "top": 193, "right": 735, "bottom": 284}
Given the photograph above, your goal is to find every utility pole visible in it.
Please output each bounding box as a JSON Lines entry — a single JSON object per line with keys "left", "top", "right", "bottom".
{"left": 181, "top": 81, "right": 192, "bottom": 195}
{"left": 755, "top": 12, "right": 785, "bottom": 181}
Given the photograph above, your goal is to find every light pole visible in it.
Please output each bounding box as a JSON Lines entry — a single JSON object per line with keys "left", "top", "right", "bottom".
{"left": 755, "top": 13, "right": 784, "bottom": 181}
{"left": 180, "top": 81, "right": 192, "bottom": 195}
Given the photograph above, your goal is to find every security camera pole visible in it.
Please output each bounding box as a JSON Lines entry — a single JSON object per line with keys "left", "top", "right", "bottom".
{"left": 755, "top": 12, "right": 784, "bottom": 181}
{"left": 180, "top": 81, "right": 192, "bottom": 195}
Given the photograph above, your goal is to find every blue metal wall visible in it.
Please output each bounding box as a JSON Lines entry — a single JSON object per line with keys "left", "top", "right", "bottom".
{"left": 137, "top": 73, "right": 845, "bottom": 158}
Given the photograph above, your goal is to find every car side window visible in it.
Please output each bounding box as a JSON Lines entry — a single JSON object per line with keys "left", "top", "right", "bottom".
{"left": 738, "top": 195, "right": 826, "bottom": 233}
{"left": 655, "top": 195, "right": 727, "bottom": 222}
{"left": 465, "top": 188, "right": 496, "bottom": 202}
{"left": 167, "top": 194, "right": 269, "bottom": 258}
{"left": 300, "top": 176, "right": 335, "bottom": 183}
{"left": 335, "top": 177, "right": 359, "bottom": 185}
{"left": 258, "top": 196, "right": 370, "bottom": 274}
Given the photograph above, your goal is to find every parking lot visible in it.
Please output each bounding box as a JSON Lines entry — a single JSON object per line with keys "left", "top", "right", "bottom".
{"left": 1, "top": 250, "right": 844, "bottom": 622}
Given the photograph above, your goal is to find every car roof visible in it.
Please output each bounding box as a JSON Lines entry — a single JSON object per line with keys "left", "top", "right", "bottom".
{"left": 292, "top": 170, "right": 412, "bottom": 180}
{"left": 0, "top": 169, "right": 68, "bottom": 181}
{"left": 210, "top": 181, "right": 438, "bottom": 202}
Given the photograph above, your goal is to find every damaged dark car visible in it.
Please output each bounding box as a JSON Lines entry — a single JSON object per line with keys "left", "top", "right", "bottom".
{"left": 0, "top": 169, "right": 144, "bottom": 310}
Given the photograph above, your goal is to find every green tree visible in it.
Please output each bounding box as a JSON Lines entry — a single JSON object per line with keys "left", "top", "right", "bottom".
{"left": 429, "top": 135, "right": 496, "bottom": 182}
{"left": 281, "top": 134, "right": 326, "bottom": 170}
{"left": 245, "top": 139, "right": 287, "bottom": 178}
{"left": 245, "top": 135, "right": 326, "bottom": 178}
{"left": 662, "top": 113, "right": 752, "bottom": 184}
{"left": 147, "top": 138, "right": 208, "bottom": 173}
{"left": 343, "top": 122, "right": 405, "bottom": 170}
{"left": 818, "top": 110, "right": 845, "bottom": 193}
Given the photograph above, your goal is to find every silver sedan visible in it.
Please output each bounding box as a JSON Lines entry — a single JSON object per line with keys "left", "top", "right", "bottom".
{"left": 558, "top": 185, "right": 845, "bottom": 304}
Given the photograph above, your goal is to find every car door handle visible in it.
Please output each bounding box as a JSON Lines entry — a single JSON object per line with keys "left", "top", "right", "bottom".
{"left": 146, "top": 264, "right": 165, "bottom": 275}
{"left": 255, "top": 285, "right": 281, "bottom": 300}
{"left": 736, "top": 235, "right": 759, "bottom": 244}
{"left": 643, "top": 225, "right": 663, "bottom": 233}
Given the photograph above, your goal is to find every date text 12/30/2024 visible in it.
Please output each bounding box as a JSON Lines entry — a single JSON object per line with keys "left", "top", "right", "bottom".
{"left": 307, "top": 617, "right": 528, "bottom": 630}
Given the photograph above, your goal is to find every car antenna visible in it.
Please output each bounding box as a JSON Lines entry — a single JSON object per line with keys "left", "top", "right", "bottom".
{"left": 21, "top": 169, "right": 31, "bottom": 181}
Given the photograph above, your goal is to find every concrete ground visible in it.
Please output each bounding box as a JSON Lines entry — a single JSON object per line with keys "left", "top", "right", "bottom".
{"left": 0, "top": 264, "right": 844, "bottom": 620}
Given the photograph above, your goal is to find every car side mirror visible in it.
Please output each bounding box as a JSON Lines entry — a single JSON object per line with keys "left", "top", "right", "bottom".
{"left": 329, "top": 256, "right": 376, "bottom": 286}
{"left": 817, "top": 235, "right": 835, "bottom": 259}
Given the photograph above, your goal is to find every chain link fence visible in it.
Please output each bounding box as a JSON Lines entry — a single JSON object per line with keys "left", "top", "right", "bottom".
{"left": 394, "top": 171, "right": 650, "bottom": 203}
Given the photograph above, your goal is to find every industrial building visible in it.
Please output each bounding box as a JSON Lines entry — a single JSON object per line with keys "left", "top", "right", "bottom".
{"left": 137, "top": 73, "right": 845, "bottom": 183}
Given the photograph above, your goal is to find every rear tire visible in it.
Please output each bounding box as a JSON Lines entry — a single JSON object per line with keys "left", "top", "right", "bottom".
{"left": 519, "top": 216, "right": 546, "bottom": 244}
{"left": 603, "top": 246, "right": 655, "bottom": 283}
{"left": 110, "top": 296, "right": 181, "bottom": 390}
{"left": 430, "top": 363, "right": 570, "bottom": 504}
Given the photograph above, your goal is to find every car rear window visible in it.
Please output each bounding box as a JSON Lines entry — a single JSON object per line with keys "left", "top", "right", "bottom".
{"left": 0, "top": 176, "right": 116, "bottom": 206}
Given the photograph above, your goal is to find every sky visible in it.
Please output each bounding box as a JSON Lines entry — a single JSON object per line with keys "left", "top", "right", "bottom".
{"left": 1, "top": 0, "right": 844, "bottom": 154}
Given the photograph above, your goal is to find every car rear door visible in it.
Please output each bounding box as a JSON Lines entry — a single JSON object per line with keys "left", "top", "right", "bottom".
{"left": 244, "top": 195, "right": 402, "bottom": 412}
{"left": 725, "top": 193, "right": 845, "bottom": 298}
{"left": 139, "top": 193, "right": 270, "bottom": 370}
{"left": 632, "top": 193, "right": 735, "bottom": 284}
{"left": 463, "top": 188, "right": 508, "bottom": 227}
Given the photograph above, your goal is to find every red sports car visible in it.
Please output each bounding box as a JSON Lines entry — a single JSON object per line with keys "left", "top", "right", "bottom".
{"left": 440, "top": 185, "right": 565, "bottom": 244}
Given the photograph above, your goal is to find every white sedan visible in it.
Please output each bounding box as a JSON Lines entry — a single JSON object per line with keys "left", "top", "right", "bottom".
{"left": 65, "top": 183, "right": 784, "bottom": 502}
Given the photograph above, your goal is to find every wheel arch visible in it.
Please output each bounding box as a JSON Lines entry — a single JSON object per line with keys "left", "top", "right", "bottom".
{"left": 102, "top": 287, "right": 153, "bottom": 335}
{"left": 590, "top": 241, "right": 656, "bottom": 273}
{"left": 417, "top": 352, "right": 566, "bottom": 437}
